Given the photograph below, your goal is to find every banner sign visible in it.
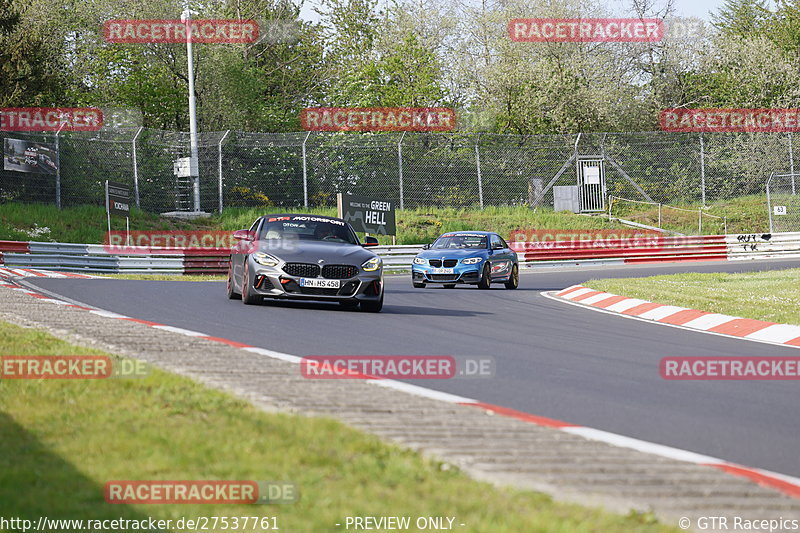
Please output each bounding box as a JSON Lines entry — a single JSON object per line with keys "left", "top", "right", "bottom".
{"left": 3, "top": 138, "right": 58, "bottom": 174}
{"left": 106, "top": 181, "right": 131, "bottom": 217}
{"left": 337, "top": 193, "right": 396, "bottom": 235}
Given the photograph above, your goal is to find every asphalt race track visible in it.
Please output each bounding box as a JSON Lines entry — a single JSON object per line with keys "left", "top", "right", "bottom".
{"left": 26, "top": 259, "right": 800, "bottom": 478}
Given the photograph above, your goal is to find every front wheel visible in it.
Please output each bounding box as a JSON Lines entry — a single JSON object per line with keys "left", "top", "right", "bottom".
{"left": 241, "top": 263, "right": 261, "bottom": 305}
{"left": 505, "top": 264, "right": 519, "bottom": 290}
{"left": 412, "top": 282, "right": 426, "bottom": 288}
{"left": 477, "top": 264, "right": 491, "bottom": 290}
{"left": 360, "top": 293, "right": 384, "bottom": 313}
{"left": 226, "top": 265, "right": 240, "bottom": 299}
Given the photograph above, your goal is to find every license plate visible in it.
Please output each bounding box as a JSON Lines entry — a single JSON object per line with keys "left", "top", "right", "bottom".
{"left": 432, "top": 268, "right": 454, "bottom": 274}
{"left": 299, "top": 278, "right": 340, "bottom": 288}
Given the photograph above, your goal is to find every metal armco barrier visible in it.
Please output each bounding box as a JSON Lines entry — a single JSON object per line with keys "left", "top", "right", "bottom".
{"left": 510, "top": 235, "right": 729, "bottom": 267}
{"left": 1, "top": 234, "right": 798, "bottom": 274}
{"left": 726, "top": 232, "right": 800, "bottom": 261}
{"left": 0, "top": 241, "right": 227, "bottom": 275}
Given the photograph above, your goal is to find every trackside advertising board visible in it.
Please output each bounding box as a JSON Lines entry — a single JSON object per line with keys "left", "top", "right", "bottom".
{"left": 336, "top": 193, "right": 396, "bottom": 235}
{"left": 3, "top": 138, "right": 58, "bottom": 174}
{"left": 106, "top": 181, "right": 130, "bottom": 217}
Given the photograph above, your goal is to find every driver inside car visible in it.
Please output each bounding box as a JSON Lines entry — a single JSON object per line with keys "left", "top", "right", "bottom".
{"left": 314, "top": 224, "right": 340, "bottom": 241}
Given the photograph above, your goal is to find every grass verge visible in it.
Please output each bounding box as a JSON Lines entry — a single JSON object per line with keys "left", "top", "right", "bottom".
{"left": 585, "top": 269, "right": 800, "bottom": 325}
{"left": 0, "top": 320, "right": 677, "bottom": 532}
{"left": 0, "top": 203, "right": 627, "bottom": 245}
{"left": 93, "top": 274, "right": 225, "bottom": 281}
{"left": 609, "top": 195, "right": 768, "bottom": 235}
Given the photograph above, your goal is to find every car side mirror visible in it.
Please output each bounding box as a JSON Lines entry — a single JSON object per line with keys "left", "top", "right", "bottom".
{"left": 422, "top": 243, "right": 431, "bottom": 250}
{"left": 233, "top": 229, "right": 255, "bottom": 241}
{"left": 363, "top": 236, "right": 379, "bottom": 247}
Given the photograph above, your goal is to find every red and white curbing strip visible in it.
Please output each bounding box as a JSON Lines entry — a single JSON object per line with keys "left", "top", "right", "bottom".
{"left": 2, "top": 279, "right": 800, "bottom": 502}
{"left": 555, "top": 285, "right": 800, "bottom": 348}
{"left": 0, "top": 267, "right": 97, "bottom": 280}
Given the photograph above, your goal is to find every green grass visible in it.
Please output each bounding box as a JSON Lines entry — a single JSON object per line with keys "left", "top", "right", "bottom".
{"left": 585, "top": 268, "right": 800, "bottom": 325}
{"left": 0, "top": 195, "right": 773, "bottom": 247}
{"left": 609, "top": 195, "right": 768, "bottom": 235}
{"left": 0, "top": 320, "right": 678, "bottom": 532}
{"left": 0, "top": 203, "right": 628, "bottom": 246}
{"left": 0, "top": 204, "right": 207, "bottom": 243}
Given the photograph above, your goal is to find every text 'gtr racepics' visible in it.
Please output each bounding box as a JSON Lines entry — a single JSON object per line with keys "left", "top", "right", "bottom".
{"left": 227, "top": 214, "right": 384, "bottom": 312}
{"left": 411, "top": 231, "right": 519, "bottom": 289}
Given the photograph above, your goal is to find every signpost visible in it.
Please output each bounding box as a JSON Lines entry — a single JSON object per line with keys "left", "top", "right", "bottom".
{"left": 336, "top": 193, "right": 397, "bottom": 243}
{"left": 106, "top": 181, "right": 131, "bottom": 244}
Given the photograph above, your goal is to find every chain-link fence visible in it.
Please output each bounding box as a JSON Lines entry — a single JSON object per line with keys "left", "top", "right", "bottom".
{"left": 1, "top": 129, "right": 797, "bottom": 214}
{"left": 767, "top": 172, "right": 800, "bottom": 232}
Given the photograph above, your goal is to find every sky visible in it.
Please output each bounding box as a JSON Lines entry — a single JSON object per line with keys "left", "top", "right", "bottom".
{"left": 672, "top": 0, "right": 719, "bottom": 19}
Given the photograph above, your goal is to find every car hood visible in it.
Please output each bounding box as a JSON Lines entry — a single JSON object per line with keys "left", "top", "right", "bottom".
{"left": 256, "top": 240, "right": 378, "bottom": 265}
{"left": 417, "top": 249, "right": 485, "bottom": 259}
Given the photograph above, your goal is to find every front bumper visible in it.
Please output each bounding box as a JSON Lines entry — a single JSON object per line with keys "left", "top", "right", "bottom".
{"left": 411, "top": 264, "right": 482, "bottom": 284}
{"left": 247, "top": 263, "right": 383, "bottom": 302}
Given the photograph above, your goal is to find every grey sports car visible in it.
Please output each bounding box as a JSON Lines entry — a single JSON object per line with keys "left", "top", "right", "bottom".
{"left": 227, "top": 214, "right": 384, "bottom": 312}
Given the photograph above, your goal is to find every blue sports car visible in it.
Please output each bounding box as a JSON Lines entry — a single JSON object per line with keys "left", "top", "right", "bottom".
{"left": 411, "top": 231, "right": 518, "bottom": 289}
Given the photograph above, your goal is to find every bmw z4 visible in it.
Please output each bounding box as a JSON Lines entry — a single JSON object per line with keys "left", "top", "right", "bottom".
{"left": 227, "top": 214, "right": 384, "bottom": 312}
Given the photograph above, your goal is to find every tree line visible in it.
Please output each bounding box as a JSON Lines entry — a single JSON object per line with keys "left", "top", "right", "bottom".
{"left": 1, "top": 0, "right": 798, "bottom": 134}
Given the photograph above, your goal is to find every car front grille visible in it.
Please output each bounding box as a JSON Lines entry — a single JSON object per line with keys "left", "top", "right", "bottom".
{"left": 429, "top": 274, "right": 459, "bottom": 281}
{"left": 322, "top": 264, "right": 358, "bottom": 279}
{"left": 427, "top": 259, "right": 458, "bottom": 268}
{"left": 297, "top": 287, "right": 341, "bottom": 296}
{"left": 283, "top": 263, "right": 320, "bottom": 277}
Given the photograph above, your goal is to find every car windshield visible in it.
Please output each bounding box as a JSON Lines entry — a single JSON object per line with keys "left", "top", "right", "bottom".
{"left": 259, "top": 216, "right": 358, "bottom": 245}
{"left": 431, "top": 234, "right": 487, "bottom": 250}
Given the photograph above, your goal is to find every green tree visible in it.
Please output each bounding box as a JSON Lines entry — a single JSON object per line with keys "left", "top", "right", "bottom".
{"left": 0, "top": 0, "right": 66, "bottom": 106}
{"left": 711, "top": 0, "right": 774, "bottom": 37}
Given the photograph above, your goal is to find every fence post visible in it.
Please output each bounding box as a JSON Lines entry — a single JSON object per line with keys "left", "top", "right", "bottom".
{"left": 699, "top": 133, "right": 706, "bottom": 206}
{"left": 132, "top": 126, "right": 144, "bottom": 209}
{"left": 301, "top": 131, "right": 310, "bottom": 208}
{"left": 54, "top": 124, "right": 65, "bottom": 209}
{"left": 398, "top": 131, "right": 406, "bottom": 209}
{"left": 475, "top": 134, "right": 484, "bottom": 208}
{"left": 790, "top": 133, "right": 796, "bottom": 195}
{"left": 698, "top": 207, "right": 702, "bottom": 234}
{"left": 218, "top": 130, "right": 231, "bottom": 214}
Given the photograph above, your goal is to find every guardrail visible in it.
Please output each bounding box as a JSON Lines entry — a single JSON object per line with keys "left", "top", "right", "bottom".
{"left": 0, "top": 241, "right": 228, "bottom": 275}
{"left": 510, "top": 235, "right": 730, "bottom": 267}
{"left": 1, "top": 233, "right": 798, "bottom": 275}
{"left": 0, "top": 241, "right": 421, "bottom": 275}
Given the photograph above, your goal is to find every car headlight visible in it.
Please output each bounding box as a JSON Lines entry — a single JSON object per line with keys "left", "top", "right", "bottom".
{"left": 413, "top": 257, "right": 427, "bottom": 265}
{"left": 362, "top": 257, "right": 382, "bottom": 272}
{"left": 253, "top": 252, "right": 280, "bottom": 266}
{"left": 462, "top": 257, "right": 482, "bottom": 264}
